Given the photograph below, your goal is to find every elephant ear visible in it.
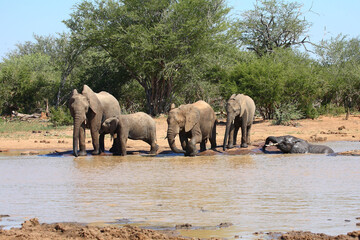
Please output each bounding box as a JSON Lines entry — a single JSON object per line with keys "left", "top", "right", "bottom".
{"left": 170, "top": 103, "right": 176, "bottom": 110}
{"left": 239, "top": 100, "right": 246, "bottom": 117}
{"left": 82, "top": 85, "right": 102, "bottom": 115}
{"left": 185, "top": 107, "right": 200, "bottom": 132}
{"left": 72, "top": 89, "right": 79, "bottom": 96}
{"left": 68, "top": 89, "right": 78, "bottom": 105}
{"left": 109, "top": 117, "right": 119, "bottom": 135}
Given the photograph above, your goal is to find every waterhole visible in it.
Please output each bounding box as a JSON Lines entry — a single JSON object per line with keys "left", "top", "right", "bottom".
{"left": 0, "top": 141, "right": 359, "bottom": 239}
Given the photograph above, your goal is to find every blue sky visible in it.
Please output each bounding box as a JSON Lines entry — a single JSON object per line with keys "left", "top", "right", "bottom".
{"left": 1, "top": 0, "right": 359, "bottom": 59}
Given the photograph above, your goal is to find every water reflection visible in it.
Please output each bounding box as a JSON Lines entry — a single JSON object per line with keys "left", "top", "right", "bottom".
{"left": 0, "top": 142, "right": 360, "bottom": 239}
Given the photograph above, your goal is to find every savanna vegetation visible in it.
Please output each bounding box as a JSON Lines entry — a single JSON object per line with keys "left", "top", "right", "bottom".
{"left": 1, "top": 0, "right": 359, "bottom": 126}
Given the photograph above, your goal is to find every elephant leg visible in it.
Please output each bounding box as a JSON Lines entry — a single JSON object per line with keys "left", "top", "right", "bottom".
{"left": 240, "top": 118, "right": 248, "bottom": 148}
{"left": 78, "top": 125, "right": 87, "bottom": 156}
{"left": 186, "top": 134, "right": 202, "bottom": 156}
{"left": 246, "top": 124, "right": 252, "bottom": 145}
{"left": 149, "top": 143, "right": 159, "bottom": 154}
{"left": 99, "top": 133, "right": 105, "bottom": 153}
{"left": 233, "top": 125, "right": 240, "bottom": 146}
{"left": 146, "top": 138, "right": 159, "bottom": 154}
{"left": 179, "top": 133, "right": 188, "bottom": 151}
{"left": 227, "top": 123, "right": 235, "bottom": 149}
{"left": 200, "top": 139, "right": 206, "bottom": 152}
{"left": 115, "top": 130, "right": 129, "bottom": 156}
{"left": 115, "top": 137, "right": 127, "bottom": 156}
{"left": 210, "top": 123, "right": 217, "bottom": 149}
{"left": 90, "top": 129, "right": 100, "bottom": 155}
{"left": 231, "top": 118, "right": 241, "bottom": 147}
{"left": 110, "top": 137, "right": 121, "bottom": 153}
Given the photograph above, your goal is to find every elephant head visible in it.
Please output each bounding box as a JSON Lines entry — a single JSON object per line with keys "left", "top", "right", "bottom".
{"left": 69, "top": 85, "right": 103, "bottom": 157}
{"left": 263, "top": 135, "right": 296, "bottom": 153}
{"left": 100, "top": 117, "right": 119, "bottom": 136}
{"left": 223, "top": 94, "right": 246, "bottom": 150}
{"left": 166, "top": 104, "right": 199, "bottom": 154}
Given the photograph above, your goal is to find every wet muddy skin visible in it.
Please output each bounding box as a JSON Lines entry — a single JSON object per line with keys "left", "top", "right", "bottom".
{"left": 0, "top": 141, "right": 360, "bottom": 239}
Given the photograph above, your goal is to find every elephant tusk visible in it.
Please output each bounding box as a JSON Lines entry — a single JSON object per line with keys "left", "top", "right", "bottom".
{"left": 265, "top": 142, "right": 279, "bottom": 147}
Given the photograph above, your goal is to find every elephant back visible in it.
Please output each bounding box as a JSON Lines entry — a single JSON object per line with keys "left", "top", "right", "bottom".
{"left": 96, "top": 91, "right": 121, "bottom": 120}
{"left": 192, "top": 100, "right": 216, "bottom": 139}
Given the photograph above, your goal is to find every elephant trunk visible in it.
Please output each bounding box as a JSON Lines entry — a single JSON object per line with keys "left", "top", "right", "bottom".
{"left": 167, "top": 128, "right": 185, "bottom": 154}
{"left": 262, "top": 136, "right": 279, "bottom": 151}
{"left": 264, "top": 136, "right": 279, "bottom": 145}
{"left": 73, "top": 119, "right": 80, "bottom": 157}
{"left": 223, "top": 115, "right": 233, "bottom": 150}
{"left": 72, "top": 114, "right": 85, "bottom": 157}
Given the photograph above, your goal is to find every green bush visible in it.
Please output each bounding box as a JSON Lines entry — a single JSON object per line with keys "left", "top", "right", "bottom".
{"left": 305, "top": 106, "right": 320, "bottom": 119}
{"left": 272, "top": 103, "right": 303, "bottom": 125}
{"left": 318, "top": 104, "right": 346, "bottom": 116}
{"left": 50, "top": 106, "right": 73, "bottom": 127}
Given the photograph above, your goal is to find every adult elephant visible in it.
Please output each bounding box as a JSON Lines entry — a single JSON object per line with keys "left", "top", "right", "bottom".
{"left": 223, "top": 94, "right": 255, "bottom": 150}
{"left": 68, "top": 85, "right": 121, "bottom": 157}
{"left": 262, "top": 135, "right": 334, "bottom": 154}
{"left": 167, "top": 100, "right": 217, "bottom": 156}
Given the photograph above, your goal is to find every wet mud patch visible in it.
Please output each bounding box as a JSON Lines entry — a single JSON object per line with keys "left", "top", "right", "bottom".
{"left": 279, "top": 230, "right": 360, "bottom": 239}
{"left": 337, "top": 150, "right": 360, "bottom": 156}
{"left": 0, "top": 218, "right": 187, "bottom": 240}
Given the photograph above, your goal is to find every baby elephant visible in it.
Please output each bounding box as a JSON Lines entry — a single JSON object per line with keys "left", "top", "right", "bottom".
{"left": 100, "top": 112, "right": 159, "bottom": 156}
{"left": 263, "top": 135, "right": 334, "bottom": 154}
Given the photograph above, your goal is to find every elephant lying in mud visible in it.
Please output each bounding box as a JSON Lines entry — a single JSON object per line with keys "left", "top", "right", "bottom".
{"left": 263, "top": 135, "right": 334, "bottom": 154}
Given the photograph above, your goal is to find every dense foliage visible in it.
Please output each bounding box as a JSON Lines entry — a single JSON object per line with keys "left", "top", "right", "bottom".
{"left": 0, "top": 0, "right": 359, "bottom": 125}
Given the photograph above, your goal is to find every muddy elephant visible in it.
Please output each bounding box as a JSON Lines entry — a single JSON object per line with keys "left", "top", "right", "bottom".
{"left": 100, "top": 113, "right": 159, "bottom": 156}
{"left": 69, "top": 85, "right": 121, "bottom": 157}
{"left": 263, "top": 135, "right": 334, "bottom": 154}
{"left": 167, "top": 100, "right": 217, "bottom": 156}
{"left": 223, "top": 94, "right": 256, "bottom": 150}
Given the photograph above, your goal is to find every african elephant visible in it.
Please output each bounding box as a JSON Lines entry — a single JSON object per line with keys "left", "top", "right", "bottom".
{"left": 100, "top": 112, "right": 159, "bottom": 156}
{"left": 167, "top": 100, "right": 217, "bottom": 156}
{"left": 68, "top": 85, "right": 121, "bottom": 157}
{"left": 262, "top": 135, "right": 334, "bottom": 154}
{"left": 223, "top": 94, "right": 256, "bottom": 150}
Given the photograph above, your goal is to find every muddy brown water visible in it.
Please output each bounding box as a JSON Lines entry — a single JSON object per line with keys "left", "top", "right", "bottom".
{"left": 0, "top": 141, "right": 360, "bottom": 239}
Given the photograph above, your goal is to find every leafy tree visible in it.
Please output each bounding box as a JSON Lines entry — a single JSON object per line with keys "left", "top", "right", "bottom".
{"left": 316, "top": 35, "right": 360, "bottom": 119}
{"left": 226, "top": 49, "right": 322, "bottom": 119}
{"left": 0, "top": 53, "right": 59, "bottom": 113}
{"left": 237, "top": 0, "right": 312, "bottom": 56}
{"left": 64, "top": 0, "right": 232, "bottom": 115}
{"left": 10, "top": 34, "right": 85, "bottom": 107}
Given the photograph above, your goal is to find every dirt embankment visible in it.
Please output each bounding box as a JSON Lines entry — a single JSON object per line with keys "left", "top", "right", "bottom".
{"left": 0, "top": 218, "right": 186, "bottom": 240}
{"left": 1, "top": 218, "right": 360, "bottom": 240}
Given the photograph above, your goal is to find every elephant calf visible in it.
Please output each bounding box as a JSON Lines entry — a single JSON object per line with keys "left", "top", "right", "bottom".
{"left": 100, "top": 112, "right": 159, "bottom": 156}
{"left": 167, "top": 100, "right": 217, "bottom": 156}
{"left": 263, "top": 135, "right": 334, "bottom": 154}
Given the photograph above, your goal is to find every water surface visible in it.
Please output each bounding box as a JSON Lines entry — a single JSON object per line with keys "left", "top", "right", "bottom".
{"left": 0, "top": 141, "right": 359, "bottom": 239}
